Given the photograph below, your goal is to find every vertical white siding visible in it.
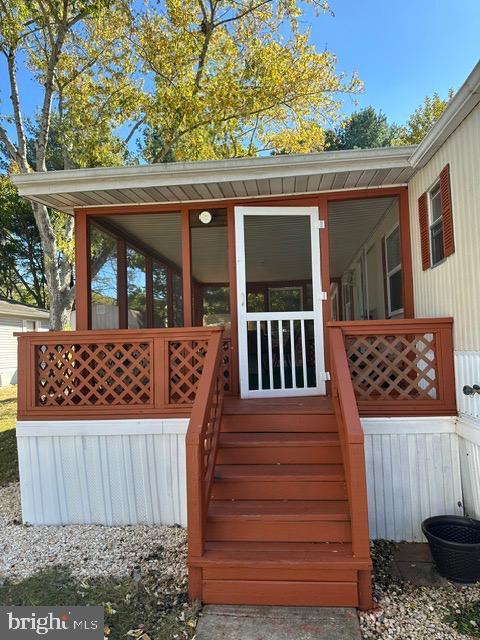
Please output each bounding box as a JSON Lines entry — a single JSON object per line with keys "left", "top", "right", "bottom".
{"left": 455, "top": 352, "right": 480, "bottom": 420}
{"left": 408, "top": 103, "right": 480, "bottom": 351}
{"left": 362, "top": 419, "right": 463, "bottom": 541}
{"left": 17, "top": 420, "right": 188, "bottom": 526}
{"left": 457, "top": 418, "right": 480, "bottom": 519}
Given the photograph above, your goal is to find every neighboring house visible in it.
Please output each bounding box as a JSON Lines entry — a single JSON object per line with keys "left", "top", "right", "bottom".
{"left": 0, "top": 299, "right": 49, "bottom": 386}
{"left": 12, "top": 61, "right": 480, "bottom": 610}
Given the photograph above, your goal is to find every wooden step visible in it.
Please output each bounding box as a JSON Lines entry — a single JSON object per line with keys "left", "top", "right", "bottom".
{"left": 209, "top": 500, "right": 349, "bottom": 521}
{"left": 223, "top": 397, "right": 333, "bottom": 414}
{"left": 198, "top": 541, "right": 370, "bottom": 569}
{"left": 211, "top": 479, "right": 348, "bottom": 501}
{"left": 201, "top": 579, "right": 358, "bottom": 606}
{"left": 206, "top": 519, "right": 351, "bottom": 542}
{"left": 221, "top": 413, "right": 337, "bottom": 432}
{"left": 216, "top": 432, "right": 341, "bottom": 464}
{"left": 214, "top": 464, "right": 345, "bottom": 482}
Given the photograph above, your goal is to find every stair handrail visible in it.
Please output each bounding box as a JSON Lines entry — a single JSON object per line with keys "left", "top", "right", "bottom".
{"left": 328, "top": 326, "right": 370, "bottom": 560}
{"left": 186, "top": 328, "right": 225, "bottom": 559}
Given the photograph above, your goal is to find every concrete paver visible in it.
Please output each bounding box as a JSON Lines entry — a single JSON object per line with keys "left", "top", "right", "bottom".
{"left": 196, "top": 604, "right": 362, "bottom": 640}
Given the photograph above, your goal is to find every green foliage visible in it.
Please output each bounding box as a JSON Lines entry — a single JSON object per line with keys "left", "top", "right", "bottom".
{"left": 0, "top": 386, "right": 19, "bottom": 485}
{"left": 445, "top": 600, "right": 480, "bottom": 637}
{"left": 0, "top": 177, "right": 46, "bottom": 307}
{"left": 325, "top": 107, "right": 399, "bottom": 150}
{"left": 0, "top": 566, "right": 200, "bottom": 640}
{"left": 134, "top": 0, "right": 361, "bottom": 160}
{"left": 392, "top": 90, "right": 454, "bottom": 146}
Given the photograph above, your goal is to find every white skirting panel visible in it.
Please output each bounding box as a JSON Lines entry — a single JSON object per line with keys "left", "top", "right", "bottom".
{"left": 16, "top": 419, "right": 189, "bottom": 527}
{"left": 457, "top": 416, "right": 480, "bottom": 519}
{"left": 362, "top": 418, "right": 463, "bottom": 541}
{"left": 455, "top": 351, "right": 480, "bottom": 420}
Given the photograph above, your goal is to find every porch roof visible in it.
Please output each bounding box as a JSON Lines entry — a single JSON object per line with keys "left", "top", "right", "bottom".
{"left": 11, "top": 146, "right": 416, "bottom": 214}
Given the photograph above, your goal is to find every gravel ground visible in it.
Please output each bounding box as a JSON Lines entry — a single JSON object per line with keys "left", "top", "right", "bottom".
{"left": 0, "top": 483, "right": 188, "bottom": 582}
{"left": 0, "top": 482, "right": 197, "bottom": 639}
{"left": 360, "top": 540, "right": 480, "bottom": 640}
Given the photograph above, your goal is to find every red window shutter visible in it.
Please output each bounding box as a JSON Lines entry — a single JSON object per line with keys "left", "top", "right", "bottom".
{"left": 440, "top": 163, "right": 455, "bottom": 257}
{"left": 418, "top": 191, "right": 430, "bottom": 270}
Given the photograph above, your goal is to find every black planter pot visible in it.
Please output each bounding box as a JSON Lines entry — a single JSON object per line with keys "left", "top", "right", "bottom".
{"left": 422, "top": 515, "right": 480, "bottom": 583}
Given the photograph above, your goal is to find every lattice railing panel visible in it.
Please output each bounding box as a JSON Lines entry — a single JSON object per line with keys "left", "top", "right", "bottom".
{"left": 36, "top": 341, "right": 152, "bottom": 407}
{"left": 168, "top": 340, "right": 209, "bottom": 404}
{"left": 345, "top": 332, "right": 438, "bottom": 401}
{"left": 222, "top": 338, "right": 232, "bottom": 394}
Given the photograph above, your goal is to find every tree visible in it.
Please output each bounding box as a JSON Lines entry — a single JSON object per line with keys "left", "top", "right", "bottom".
{"left": 392, "top": 90, "right": 454, "bottom": 146}
{"left": 0, "top": 0, "right": 139, "bottom": 329}
{"left": 325, "top": 107, "right": 399, "bottom": 150}
{"left": 0, "top": 176, "right": 47, "bottom": 307}
{"left": 135, "top": 0, "right": 361, "bottom": 161}
{"left": 1, "top": 0, "right": 360, "bottom": 328}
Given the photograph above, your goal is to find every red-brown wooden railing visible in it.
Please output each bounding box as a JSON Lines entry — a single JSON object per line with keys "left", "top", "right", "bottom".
{"left": 328, "top": 326, "right": 372, "bottom": 609}
{"left": 185, "top": 330, "right": 225, "bottom": 599}
{"left": 328, "top": 318, "right": 457, "bottom": 417}
{"left": 16, "top": 327, "right": 229, "bottom": 420}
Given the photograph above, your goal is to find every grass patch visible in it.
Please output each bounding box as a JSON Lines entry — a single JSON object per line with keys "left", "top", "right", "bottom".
{"left": 0, "top": 385, "right": 18, "bottom": 486}
{"left": 0, "top": 566, "right": 199, "bottom": 640}
{"left": 0, "top": 385, "right": 17, "bottom": 432}
{"left": 445, "top": 600, "right": 480, "bottom": 637}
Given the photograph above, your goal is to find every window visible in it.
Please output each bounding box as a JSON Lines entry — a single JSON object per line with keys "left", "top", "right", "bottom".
{"left": 126, "top": 246, "right": 147, "bottom": 328}
{"left": 429, "top": 182, "right": 445, "bottom": 266}
{"left": 24, "top": 320, "right": 36, "bottom": 331}
{"left": 89, "top": 225, "right": 119, "bottom": 329}
{"left": 384, "top": 225, "right": 403, "bottom": 316}
{"left": 152, "top": 262, "right": 168, "bottom": 327}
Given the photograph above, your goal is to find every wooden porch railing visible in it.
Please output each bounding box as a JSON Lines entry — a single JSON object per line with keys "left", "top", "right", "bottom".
{"left": 16, "top": 327, "right": 229, "bottom": 420}
{"left": 328, "top": 326, "right": 372, "bottom": 608}
{"left": 328, "top": 318, "right": 457, "bottom": 417}
{"left": 185, "top": 330, "right": 225, "bottom": 599}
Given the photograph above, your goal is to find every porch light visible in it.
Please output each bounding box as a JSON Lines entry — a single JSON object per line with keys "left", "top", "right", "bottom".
{"left": 199, "top": 210, "right": 212, "bottom": 224}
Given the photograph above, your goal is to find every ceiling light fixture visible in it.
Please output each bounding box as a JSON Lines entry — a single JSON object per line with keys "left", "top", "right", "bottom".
{"left": 199, "top": 210, "right": 212, "bottom": 224}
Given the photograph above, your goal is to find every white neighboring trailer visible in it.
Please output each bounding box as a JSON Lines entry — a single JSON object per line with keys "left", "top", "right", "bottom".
{"left": 0, "top": 299, "right": 49, "bottom": 387}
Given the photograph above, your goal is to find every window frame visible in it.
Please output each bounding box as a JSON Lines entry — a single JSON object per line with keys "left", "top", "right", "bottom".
{"left": 428, "top": 180, "right": 445, "bottom": 267}
{"left": 384, "top": 223, "right": 403, "bottom": 318}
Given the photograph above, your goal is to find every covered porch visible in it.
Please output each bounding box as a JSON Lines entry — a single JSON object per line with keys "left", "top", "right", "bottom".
{"left": 12, "top": 148, "right": 459, "bottom": 608}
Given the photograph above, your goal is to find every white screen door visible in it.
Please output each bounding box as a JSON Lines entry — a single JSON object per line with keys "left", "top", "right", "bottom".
{"left": 235, "top": 206, "right": 327, "bottom": 398}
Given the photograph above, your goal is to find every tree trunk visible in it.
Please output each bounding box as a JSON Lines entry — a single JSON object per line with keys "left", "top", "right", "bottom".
{"left": 32, "top": 202, "right": 75, "bottom": 330}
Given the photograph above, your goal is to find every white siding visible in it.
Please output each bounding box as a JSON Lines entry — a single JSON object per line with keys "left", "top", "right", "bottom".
{"left": 455, "top": 351, "right": 480, "bottom": 420}
{"left": 17, "top": 419, "right": 188, "bottom": 526}
{"left": 457, "top": 417, "right": 480, "bottom": 519}
{"left": 0, "top": 314, "right": 49, "bottom": 386}
{"left": 408, "top": 103, "right": 480, "bottom": 351}
{"left": 0, "top": 315, "right": 23, "bottom": 372}
{"left": 362, "top": 418, "right": 463, "bottom": 541}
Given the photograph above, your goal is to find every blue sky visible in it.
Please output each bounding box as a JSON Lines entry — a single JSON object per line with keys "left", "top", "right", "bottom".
{"left": 306, "top": 0, "right": 480, "bottom": 123}
{"left": 1, "top": 0, "right": 479, "bottom": 144}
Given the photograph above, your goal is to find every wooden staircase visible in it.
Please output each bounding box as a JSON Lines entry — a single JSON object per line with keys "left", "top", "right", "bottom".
{"left": 186, "top": 329, "right": 372, "bottom": 609}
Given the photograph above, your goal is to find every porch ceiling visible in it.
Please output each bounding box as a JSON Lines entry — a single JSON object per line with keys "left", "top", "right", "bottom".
{"left": 97, "top": 196, "right": 397, "bottom": 284}
{"left": 11, "top": 147, "right": 416, "bottom": 214}
{"left": 329, "top": 196, "right": 397, "bottom": 277}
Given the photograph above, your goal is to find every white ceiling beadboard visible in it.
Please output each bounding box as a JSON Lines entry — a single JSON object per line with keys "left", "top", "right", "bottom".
{"left": 328, "top": 196, "right": 397, "bottom": 277}
{"left": 12, "top": 146, "right": 416, "bottom": 214}
{"left": 98, "top": 197, "right": 397, "bottom": 284}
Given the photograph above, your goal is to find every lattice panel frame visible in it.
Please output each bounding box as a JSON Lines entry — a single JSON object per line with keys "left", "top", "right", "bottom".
{"left": 168, "top": 339, "right": 209, "bottom": 404}
{"left": 345, "top": 332, "right": 438, "bottom": 401}
{"left": 36, "top": 341, "right": 152, "bottom": 407}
